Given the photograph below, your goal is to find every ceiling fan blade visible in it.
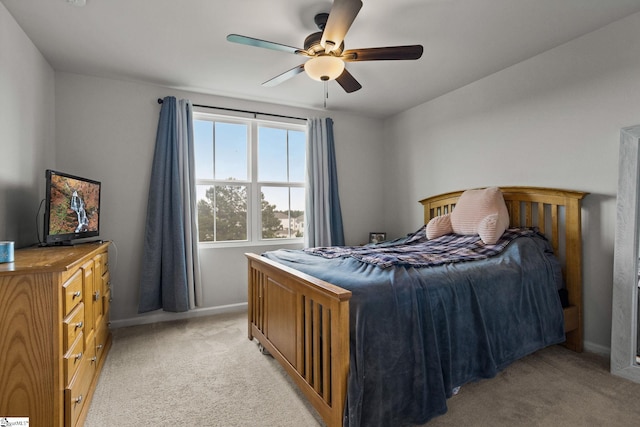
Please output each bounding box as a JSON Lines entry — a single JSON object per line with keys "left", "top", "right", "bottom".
{"left": 262, "top": 64, "right": 306, "bottom": 87}
{"left": 335, "top": 69, "right": 362, "bottom": 93}
{"left": 342, "top": 45, "right": 424, "bottom": 62}
{"left": 227, "top": 34, "right": 307, "bottom": 56}
{"left": 321, "top": 0, "right": 363, "bottom": 52}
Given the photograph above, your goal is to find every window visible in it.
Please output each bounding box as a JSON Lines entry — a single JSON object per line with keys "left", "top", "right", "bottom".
{"left": 193, "top": 112, "right": 306, "bottom": 244}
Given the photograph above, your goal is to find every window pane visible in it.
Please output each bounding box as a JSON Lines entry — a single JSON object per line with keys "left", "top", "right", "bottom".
{"left": 290, "top": 187, "right": 305, "bottom": 238}
{"left": 196, "top": 185, "right": 214, "bottom": 241}
{"left": 214, "top": 184, "right": 247, "bottom": 241}
{"left": 258, "top": 127, "right": 287, "bottom": 182}
{"left": 261, "top": 186, "right": 287, "bottom": 239}
{"left": 261, "top": 186, "right": 305, "bottom": 239}
{"left": 215, "top": 122, "right": 247, "bottom": 180}
{"left": 194, "top": 120, "right": 213, "bottom": 180}
{"left": 197, "top": 184, "right": 247, "bottom": 242}
{"left": 289, "top": 130, "right": 306, "bottom": 183}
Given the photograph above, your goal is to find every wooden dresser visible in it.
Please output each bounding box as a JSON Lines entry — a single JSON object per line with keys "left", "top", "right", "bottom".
{"left": 0, "top": 242, "right": 112, "bottom": 427}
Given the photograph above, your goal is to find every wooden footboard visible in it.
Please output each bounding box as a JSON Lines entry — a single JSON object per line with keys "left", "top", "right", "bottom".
{"left": 246, "top": 253, "right": 351, "bottom": 427}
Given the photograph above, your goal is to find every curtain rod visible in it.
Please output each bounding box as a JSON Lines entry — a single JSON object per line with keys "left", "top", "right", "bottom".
{"left": 157, "top": 98, "right": 307, "bottom": 122}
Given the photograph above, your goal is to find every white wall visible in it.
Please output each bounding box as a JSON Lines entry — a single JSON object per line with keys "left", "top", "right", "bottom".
{"left": 54, "top": 73, "right": 385, "bottom": 326}
{"left": 384, "top": 11, "right": 640, "bottom": 353}
{"left": 0, "top": 3, "right": 55, "bottom": 248}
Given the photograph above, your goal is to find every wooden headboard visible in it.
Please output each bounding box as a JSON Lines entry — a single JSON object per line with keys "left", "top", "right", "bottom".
{"left": 419, "top": 186, "right": 588, "bottom": 351}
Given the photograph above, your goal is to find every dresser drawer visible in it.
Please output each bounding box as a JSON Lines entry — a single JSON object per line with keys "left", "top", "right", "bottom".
{"left": 63, "top": 303, "right": 85, "bottom": 352}
{"left": 64, "top": 332, "right": 85, "bottom": 387}
{"left": 63, "top": 269, "right": 84, "bottom": 317}
{"left": 65, "top": 355, "right": 95, "bottom": 427}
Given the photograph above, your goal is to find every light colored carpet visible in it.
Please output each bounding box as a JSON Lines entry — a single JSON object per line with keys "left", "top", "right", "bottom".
{"left": 428, "top": 345, "right": 640, "bottom": 427}
{"left": 84, "top": 311, "right": 323, "bottom": 426}
{"left": 85, "top": 311, "right": 640, "bottom": 426}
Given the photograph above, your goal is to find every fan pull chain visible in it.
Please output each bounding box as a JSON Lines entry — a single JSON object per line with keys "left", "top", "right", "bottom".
{"left": 323, "top": 80, "right": 328, "bottom": 109}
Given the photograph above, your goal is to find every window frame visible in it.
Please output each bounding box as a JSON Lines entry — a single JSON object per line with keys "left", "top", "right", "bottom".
{"left": 193, "top": 110, "right": 307, "bottom": 247}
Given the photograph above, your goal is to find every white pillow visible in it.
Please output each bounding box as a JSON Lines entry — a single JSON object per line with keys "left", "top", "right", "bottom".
{"left": 426, "top": 214, "right": 452, "bottom": 240}
{"left": 426, "top": 187, "right": 510, "bottom": 244}
{"left": 450, "top": 187, "right": 510, "bottom": 244}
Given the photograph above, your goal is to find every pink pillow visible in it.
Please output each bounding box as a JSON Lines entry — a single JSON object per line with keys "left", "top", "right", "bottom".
{"left": 450, "top": 187, "right": 510, "bottom": 244}
{"left": 426, "top": 214, "right": 453, "bottom": 239}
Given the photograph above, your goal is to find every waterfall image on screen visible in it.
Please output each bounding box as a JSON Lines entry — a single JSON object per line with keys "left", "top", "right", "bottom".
{"left": 48, "top": 174, "right": 99, "bottom": 235}
{"left": 70, "top": 190, "right": 89, "bottom": 232}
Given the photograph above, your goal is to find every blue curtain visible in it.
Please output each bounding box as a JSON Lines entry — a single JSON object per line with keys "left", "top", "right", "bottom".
{"left": 305, "top": 117, "right": 345, "bottom": 247}
{"left": 138, "top": 96, "right": 200, "bottom": 313}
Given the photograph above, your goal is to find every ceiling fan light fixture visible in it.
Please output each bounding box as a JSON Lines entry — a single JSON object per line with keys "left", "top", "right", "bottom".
{"left": 305, "top": 55, "right": 345, "bottom": 82}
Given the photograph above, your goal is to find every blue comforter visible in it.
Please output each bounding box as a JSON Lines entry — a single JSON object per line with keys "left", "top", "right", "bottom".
{"left": 262, "top": 231, "right": 565, "bottom": 427}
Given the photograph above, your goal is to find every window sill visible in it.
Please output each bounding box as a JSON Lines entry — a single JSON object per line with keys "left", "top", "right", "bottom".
{"left": 198, "top": 239, "right": 304, "bottom": 250}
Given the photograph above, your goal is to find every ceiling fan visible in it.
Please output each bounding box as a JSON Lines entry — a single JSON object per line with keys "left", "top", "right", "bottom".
{"left": 227, "top": 0, "right": 423, "bottom": 93}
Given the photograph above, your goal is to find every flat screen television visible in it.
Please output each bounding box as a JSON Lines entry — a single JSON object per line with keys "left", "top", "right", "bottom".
{"left": 43, "top": 169, "right": 101, "bottom": 245}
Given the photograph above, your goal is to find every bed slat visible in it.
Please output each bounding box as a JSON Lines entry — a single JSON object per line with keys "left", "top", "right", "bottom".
{"left": 537, "top": 202, "right": 545, "bottom": 231}
{"left": 304, "top": 297, "right": 313, "bottom": 383}
{"left": 512, "top": 201, "right": 521, "bottom": 226}
{"left": 322, "top": 309, "right": 331, "bottom": 402}
{"left": 313, "top": 301, "right": 321, "bottom": 394}
{"left": 551, "top": 204, "right": 559, "bottom": 255}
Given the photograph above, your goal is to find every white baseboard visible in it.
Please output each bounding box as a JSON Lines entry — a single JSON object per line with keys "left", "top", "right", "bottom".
{"left": 583, "top": 340, "right": 610, "bottom": 358}
{"left": 110, "top": 302, "right": 248, "bottom": 329}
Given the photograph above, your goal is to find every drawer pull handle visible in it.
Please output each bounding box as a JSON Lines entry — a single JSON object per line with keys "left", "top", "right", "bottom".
{"left": 75, "top": 321, "right": 83, "bottom": 329}
{"left": 97, "top": 344, "right": 104, "bottom": 351}
{"left": 75, "top": 352, "right": 83, "bottom": 361}
{"left": 94, "top": 291, "right": 101, "bottom": 301}
{"left": 75, "top": 394, "right": 83, "bottom": 405}
{"left": 72, "top": 291, "right": 81, "bottom": 298}
{"left": 109, "top": 298, "right": 113, "bottom": 303}
{"left": 91, "top": 356, "right": 97, "bottom": 363}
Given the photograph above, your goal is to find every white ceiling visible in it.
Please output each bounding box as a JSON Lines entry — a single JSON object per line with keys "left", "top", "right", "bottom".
{"left": 4, "top": 0, "right": 640, "bottom": 118}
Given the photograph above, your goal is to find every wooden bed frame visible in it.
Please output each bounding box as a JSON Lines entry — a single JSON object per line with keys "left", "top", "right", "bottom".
{"left": 245, "top": 186, "right": 587, "bottom": 427}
